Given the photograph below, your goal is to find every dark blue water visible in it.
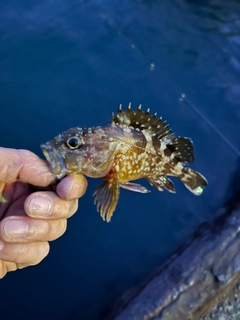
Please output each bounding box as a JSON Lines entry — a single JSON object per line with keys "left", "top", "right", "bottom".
{"left": 1, "top": 1, "right": 240, "bottom": 319}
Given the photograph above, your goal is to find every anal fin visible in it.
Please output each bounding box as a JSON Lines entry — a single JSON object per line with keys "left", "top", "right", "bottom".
{"left": 120, "top": 182, "right": 150, "bottom": 193}
{"left": 93, "top": 173, "right": 120, "bottom": 222}
{"left": 148, "top": 176, "right": 176, "bottom": 193}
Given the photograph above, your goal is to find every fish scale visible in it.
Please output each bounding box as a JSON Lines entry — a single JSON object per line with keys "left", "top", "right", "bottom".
{"left": 41, "top": 104, "right": 208, "bottom": 222}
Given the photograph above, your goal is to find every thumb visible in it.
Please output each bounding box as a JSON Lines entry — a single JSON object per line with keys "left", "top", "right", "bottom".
{"left": 0, "top": 147, "right": 54, "bottom": 186}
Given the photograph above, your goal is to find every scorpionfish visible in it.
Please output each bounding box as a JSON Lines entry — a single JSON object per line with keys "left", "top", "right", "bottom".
{"left": 41, "top": 104, "right": 207, "bottom": 222}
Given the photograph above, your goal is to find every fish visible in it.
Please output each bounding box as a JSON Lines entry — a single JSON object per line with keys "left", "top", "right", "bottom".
{"left": 41, "top": 104, "right": 207, "bottom": 222}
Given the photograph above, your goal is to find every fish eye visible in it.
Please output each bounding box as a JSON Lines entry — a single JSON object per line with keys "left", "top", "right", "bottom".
{"left": 66, "top": 137, "right": 83, "bottom": 149}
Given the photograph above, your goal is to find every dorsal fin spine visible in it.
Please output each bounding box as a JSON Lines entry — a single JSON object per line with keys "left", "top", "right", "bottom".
{"left": 112, "top": 104, "right": 172, "bottom": 140}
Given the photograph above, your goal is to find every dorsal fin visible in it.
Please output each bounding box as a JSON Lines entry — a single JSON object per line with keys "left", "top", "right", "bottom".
{"left": 163, "top": 136, "right": 195, "bottom": 164}
{"left": 112, "top": 104, "right": 172, "bottom": 140}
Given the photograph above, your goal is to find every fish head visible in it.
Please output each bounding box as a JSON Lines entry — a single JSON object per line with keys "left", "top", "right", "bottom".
{"left": 41, "top": 127, "right": 88, "bottom": 179}
{"left": 41, "top": 126, "right": 116, "bottom": 179}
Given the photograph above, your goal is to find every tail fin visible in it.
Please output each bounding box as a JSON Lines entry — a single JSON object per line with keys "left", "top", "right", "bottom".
{"left": 181, "top": 168, "right": 207, "bottom": 195}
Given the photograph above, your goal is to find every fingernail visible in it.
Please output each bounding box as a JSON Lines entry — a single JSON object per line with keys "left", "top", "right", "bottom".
{"left": 29, "top": 196, "right": 53, "bottom": 216}
{"left": 4, "top": 219, "right": 28, "bottom": 239}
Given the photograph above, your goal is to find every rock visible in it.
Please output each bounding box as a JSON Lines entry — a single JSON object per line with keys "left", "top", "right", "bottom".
{"left": 105, "top": 192, "right": 240, "bottom": 320}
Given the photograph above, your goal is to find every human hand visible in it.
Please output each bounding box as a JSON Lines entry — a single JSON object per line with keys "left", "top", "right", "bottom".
{"left": 0, "top": 147, "right": 87, "bottom": 278}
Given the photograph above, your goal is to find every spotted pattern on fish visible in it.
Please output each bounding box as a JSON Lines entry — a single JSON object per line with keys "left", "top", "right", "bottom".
{"left": 41, "top": 104, "right": 208, "bottom": 222}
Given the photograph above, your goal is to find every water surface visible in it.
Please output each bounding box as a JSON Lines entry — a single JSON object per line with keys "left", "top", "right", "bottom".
{"left": 0, "top": 1, "right": 240, "bottom": 319}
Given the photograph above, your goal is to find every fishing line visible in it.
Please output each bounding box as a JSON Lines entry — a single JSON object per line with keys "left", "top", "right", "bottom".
{"left": 169, "top": 82, "right": 240, "bottom": 157}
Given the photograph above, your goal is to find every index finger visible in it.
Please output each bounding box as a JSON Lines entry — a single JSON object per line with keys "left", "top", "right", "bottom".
{"left": 0, "top": 148, "right": 54, "bottom": 186}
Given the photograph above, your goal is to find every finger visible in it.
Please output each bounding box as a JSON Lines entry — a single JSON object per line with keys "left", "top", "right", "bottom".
{"left": 24, "top": 191, "right": 78, "bottom": 219}
{"left": 56, "top": 174, "right": 88, "bottom": 200}
{"left": 0, "top": 148, "right": 54, "bottom": 186}
{"left": 0, "top": 216, "right": 67, "bottom": 243}
{"left": 0, "top": 239, "right": 50, "bottom": 266}
{"left": 0, "top": 260, "right": 17, "bottom": 279}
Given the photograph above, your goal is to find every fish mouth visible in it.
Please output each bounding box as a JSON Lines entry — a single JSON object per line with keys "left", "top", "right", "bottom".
{"left": 41, "top": 143, "right": 68, "bottom": 180}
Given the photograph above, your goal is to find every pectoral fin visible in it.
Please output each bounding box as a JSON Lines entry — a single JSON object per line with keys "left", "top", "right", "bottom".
{"left": 93, "top": 176, "right": 120, "bottom": 222}
{"left": 120, "top": 182, "right": 150, "bottom": 193}
{"left": 148, "top": 176, "right": 176, "bottom": 193}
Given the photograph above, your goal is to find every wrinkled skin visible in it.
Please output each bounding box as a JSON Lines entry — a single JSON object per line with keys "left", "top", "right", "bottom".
{"left": 0, "top": 147, "right": 87, "bottom": 279}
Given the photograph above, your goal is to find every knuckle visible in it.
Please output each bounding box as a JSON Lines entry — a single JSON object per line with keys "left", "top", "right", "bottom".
{"left": 24, "top": 242, "right": 50, "bottom": 266}
{"left": 32, "top": 242, "right": 50, "bottom": 265}
{"left": 13, "top": 244, "right": 33, "bottom": 264}
{"left": 49, "top": 219, "right": 67, "bottom": 240}
{"left": 11, "top": 245, "right": 29, "bottom": 264}
{"left": 18, "top": 149, "right": 37, "bottom": 162}
{"left": 60, "top": 219, "right": 67, "bottom": 235}
{"left": 10, "top": 242, "right": 50, "bottom": 265}
{"left": 0, "top": 260, "right": 7, "bottom": 279}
